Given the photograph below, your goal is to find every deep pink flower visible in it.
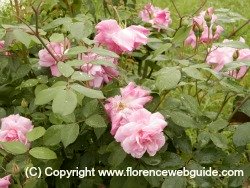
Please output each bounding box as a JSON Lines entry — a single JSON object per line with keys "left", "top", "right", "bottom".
{"left": 185, "top": 7, "right": 224, "bottom": 48}
{"left": 105, "top": 82, "right": 152, "bottom": 135}
{"left": 207, "top": 38, "right": 250, "bottom": 79}
{"left": 0, "top": 175, "right": 11, "bottom": 188}
{"left": 0, "top": 114, "right": 33, "bottom": 147}
{"left": 79, "top": 53, "right": 119, "bottom": 88}
{"left": 94, "top": 19, "right": 149, "bottom": 54}
{"left": 114, "top": 108, "right": 167, "bottom": 158}
{"left": 38, "top": 40, "right": 70, "bottom": 77}
{"left": 139, "top": 3, "right": 172, "bottom": 30}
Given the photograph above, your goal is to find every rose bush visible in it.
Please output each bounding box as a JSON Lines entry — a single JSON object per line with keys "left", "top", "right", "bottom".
{"left": 0, "top": 0, "right": 249, "bottom": 187}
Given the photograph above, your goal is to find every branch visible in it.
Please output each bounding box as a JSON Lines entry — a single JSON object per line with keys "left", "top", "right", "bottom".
{"left": 228, "top": 19, "right": 250, "bottom": 38}
{"left": 170, "top": 0, "right": 181, "bottom": 18}
{"left": 228, "top": 95, "right": 250, "bottom": 121}
{"left": 192, "top": 0, "right": 207, "bottom": 16}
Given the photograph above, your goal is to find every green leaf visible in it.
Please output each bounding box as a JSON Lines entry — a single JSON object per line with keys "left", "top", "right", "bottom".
{"left": 68, "top": 21, "right": 93, "bottom": 39}
{"left": 172, "top": 26, "right": 190, "bottom": 46}
{"left": 43, "top": 125, "right": 62, "bottom": 146}
{"left": 1, "top": 141, "right": 28, "bottom": 155}
{"left": 27, "top": 127, "right": 46, "bottom": 142}
{"left": 197, "top": 131, "right": 210, "bottom": 147}
{"left": 29, "top": 147, "right": 57, "bottom": 160}
{"left": 49, "top": 33, "right": 64, "bottom": 42}
{"left": 170, "top": 111, "right": 196, "bottom": 128}
{"left": 66, "top": 60, "right": 84, "bottom": 67}
{"left": 71, "top": 83, "right": 105, "bottom": 99}
{"left": 92, "top": 47, "right": 119, "bottom": 58}
{"left": 182, "top": 67, "right": 205, "bottom": 80}
{"left": 239, "top": 99, "right": 250, "bottom": 117}
{"left": 156, "top": 67, "right": 181, "bottom": 91}
{"left": 82, "top": 99, "right": 98, "bottom": 117}
{"left": 65, "top": 46, "right": 87, "bottom": 56}
{"left": 85, "top": 114, "right": 107, "bottom": 128}
{"left": 90, "top": 59, "right": 116, "bottom": 68}
{"left": 217, "top": 41, "right": 249, "bottom": 49}
{"left": 61, "top": 123, "right": 79, "bottom": 148}
{"left": 20, "top": 79, "right": 38, "bottom": 88}
{"left": 35, "top": 86, "right": 65, "bottom": 105}
{"left": 58, "top": 62, "right": 74, "bottom": 77}
{"left": 160, "top": 152, "right": 184, "bottom": 169}
{"left": 210, "top": 132, "right": 228, "bottom": 149}
{"left": 233, "top": 122, "right": 250, "bottom": 146}
{"left": 13, "top": 29, "right": 31, "bottom": 47}
{"left": 52, "top": 89, "right": 77, "bottom": 116}
{"left": 71, "top": 71, "right": 93, "bottom": 81}
{"left": 108, "top": 144, "right": 127, "bottom": 167}
{"left": 162, "top": 176, "right": 187, "bottom": 188}
{"left": 207, "top": 119, "right": 228, "bottom": 132}
{"left": 153, "top": 43, "right": 172, "bottom": 58}
{"left": 0, "top": 108, "right": 6, "bottom": 119}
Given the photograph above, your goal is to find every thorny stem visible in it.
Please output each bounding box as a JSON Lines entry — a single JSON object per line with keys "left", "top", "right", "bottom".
{"left": 228, "top": 19, "right": 250, "bottom": 38}
{"left": 214, "top": 93, "right": 232, "bottom": 120}
{"left": 16, "top": 6, "right": 58, "bottom": 62}
{"left": 170, "top": 0, "right": 181, "bottom": 18}
{"left": 153, "top": 90, "right": 170, "bottom": 112}
{"left": 228, "top": 95, "right": 250, "bottom": 121}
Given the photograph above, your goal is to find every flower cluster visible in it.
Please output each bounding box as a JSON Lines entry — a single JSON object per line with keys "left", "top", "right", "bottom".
{"left": 207, "top": 38, "right": 250, "bottom": 79}
{"left": 105, "top": 82, "right": 167, "bottom": 158}
{"left": 0, "top": 114, "right": 33, "bottom": 147}
{"left": 79, "top": 53, "right": 119, "bottom": 88}
{"left": 94, "top": 19, "right": 149, "bottom": 54}
{"left": 38, "top": 40, "right": 70, "bottom": 77}
{"left": 185, "top": 7, "right": 224, "bottom": 48}
{"left": 0, "top": 175, "right": 11, "bottom": 188}
{"left": 139, "top": 3, "right": 172, "bottom": 30}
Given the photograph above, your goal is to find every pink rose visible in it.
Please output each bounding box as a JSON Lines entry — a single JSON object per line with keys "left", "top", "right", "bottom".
{"left": 105, "top": 82, "right": 152, "bottom": 135}
{"left": 114, "top": 108, "right": 167, "bottom": 158}
{"left": 79, "top": 53, "right": 119, "bottom": 88}
{"left": 207, "top": 38, "right": 250, "bottom": 79}
{"left": 0, "top": 40, "right": 11, "bottom": 56}
{"left": 0, "top": 114, "right": 33, "bottom": 146}
{"left": 94, "top": 19, "right": 149, "bottom": 54}
{"left": 0, "top": 175, "right": 11, "bottom": 188}
{"left": 139, "top": 3, "right": 172, "bottom": 30}
{"left": 185, "top": 7, "right": 224, "bottom": 48}
{"left": 38, "top": 40, "right": 70, "bottom": 77}
{"left": 140, "top": 4, "right": 170, "bottom": 25}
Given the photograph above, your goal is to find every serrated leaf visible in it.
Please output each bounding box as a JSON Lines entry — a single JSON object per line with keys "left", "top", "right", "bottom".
{"left": 43, "top": 125, "right": 62, "bottom": 146}
{"left": 85, "top": 114, "right": 107, "bottom": 128}
{"left": 71, "top": 83, "right": 105, "bottom": 99}
{"left": 233, "top": 122, "right": 250, "bottom": 146}
{"left": 92, "top": 47, "right": 119, "bottom": 58}
{"left": 207, "top": 119, "right": 228, "bottom": 132}
{"left": 210, "top": 132, "right": 228, "bottom": 149}
{"left": 52, "top": 89, "right": 77, "bottom": 116}
{"left": 170, "top": 111, "right": 196, "bottom": 128}
{"left": 35, "top": 86, "right": 65, "bottom": 105}
{"left": 13, "top": 29, "right": 31, "bottom": 47}
{"left": 61, "top": 123, "right": 79, "bottom": 147}
{"left": 29, "top": 147, "right": 57, "bottom": 160}
{"left": 182, "top": 67, "right": 205, "bottom": 80}
{"left": 27, "top": 127, "right": 46, "bottom": 142}
{"left": 156, "top": 67, "right": 181, "bottom": 91}
{"left": 71, "top": 71, "right": 93, "bottom": 81}
{"left": 20, "top": 79, "right": 38, "bottom": 88}
{"left": 1, "top": 141, "right": 28, "bottom": 155}
{"left": 65, "top": 46, "right": 87, "bottom": 56}
{"left": 58, "top": 62, "right": 74, "bottom": 77}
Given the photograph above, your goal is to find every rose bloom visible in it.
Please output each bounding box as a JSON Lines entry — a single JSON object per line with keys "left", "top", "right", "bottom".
{"left": 105, "top": 82, "right": 152, "bottom": 135}
{"left": 114, "top": 108, "right": 167, "bottom": 158}
{"left": 79, "top": 52, "right": 119, "bottom": 88}
{"left": 207, "top": 38, "right": 250, "bottom": 79}
{"left": 0, "top": 114, "right": 33, "bottom": 146}
{"left": 185, "top": 7, "right": 224, "bottom": 48}
{"left": 0, "top": 175, "right": 11, "bottom": 188}
{"left": 94, "top": 19, "right": 149, "bottom": 54}
{"left": 139, "top": 3, "right": 172, "bottom": 30}
{"left": 38, "top": 40, "right": 70, "bottom": 77}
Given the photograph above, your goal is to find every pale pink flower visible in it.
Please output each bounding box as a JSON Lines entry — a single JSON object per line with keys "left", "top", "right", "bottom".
{"left": 38, "top": 40, "right": 70, "bottom": 77}
{"left": 139, "top": 3, "right": 172, "bottom": 30}
{"left": 105, "top": 82, "right": 152, "bottom": 135}
{"left": 79, "top": 53, "right": 119, "bottom": 88}
{"left": 0, "top": 114, "right": 33, "bottom": 147}
{"left": 0, "top": 175, "right": 11, "bottom": 188}
{"left": 94, "top": 19, "right": 149, "bottom": 54}
{"left": 185, "top": 7, "right": 224, "bottom": 48}
{"left": 207, "top": 38, "right": 250, "bottom": 79}
{"left": 114, "top": 108, "right": 167, "bottom": 158}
